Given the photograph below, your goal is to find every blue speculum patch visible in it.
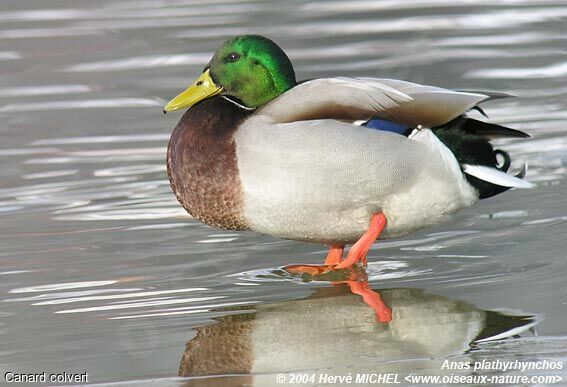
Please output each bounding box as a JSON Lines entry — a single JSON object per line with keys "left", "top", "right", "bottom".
{"left": 364, "top": 118, "right": 409, "bottom": 135}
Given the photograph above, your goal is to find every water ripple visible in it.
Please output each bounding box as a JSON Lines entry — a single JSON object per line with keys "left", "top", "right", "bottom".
{"left": 30, "top": 134, "right": 168, "bottom": 146}
{"left": 65, "top": 54, "right": 210, "bottom": 72}
{"left": 0, "top": 98, "right": 162, "bottom": 112}
{"left": 0, "top": 51, "right": 20, "bottom": 60}
{"left": 1, "top": 0, "right": 566, "bottom": 383}
{"left": 33, "top": 288, "right": 208, "bottom": 305}
{"left": 466, "top": 61, "right": 567, "bottom": 79}
{"left": 10, "top": 280, "right": 118, "bottom": 293}
{"left": 0, "top": 85, "right": 92, "bottom": 98}
{"left": 301, "top": 0, "right": 567, "bottom": 15}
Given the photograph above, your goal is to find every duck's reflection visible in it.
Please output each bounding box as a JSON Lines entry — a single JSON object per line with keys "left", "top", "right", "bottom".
{"left": 178, "top": 276, "right": 539, "bottom": 386}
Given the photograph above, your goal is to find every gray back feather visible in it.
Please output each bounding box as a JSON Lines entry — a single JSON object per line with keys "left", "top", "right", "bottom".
{"left": 258, "top": 77, "right": 489, "bottom": 128}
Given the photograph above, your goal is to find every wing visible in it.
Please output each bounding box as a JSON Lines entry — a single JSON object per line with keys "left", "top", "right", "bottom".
{"left": 257, "top": 77, "right": 489, "bottom": 127}
{"left": 256, "top": 77, "right": 413, "bottom": 123}
{"left": 255, "top": 77, "right": 533, "bottom": 197}
{"left": 360, "top": 78, "right": 490, "bottom": 127}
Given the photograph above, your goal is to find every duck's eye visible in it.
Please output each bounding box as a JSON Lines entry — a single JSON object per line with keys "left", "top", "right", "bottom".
{"left": 227, "top": 52, "right": 240, "bottom": 62}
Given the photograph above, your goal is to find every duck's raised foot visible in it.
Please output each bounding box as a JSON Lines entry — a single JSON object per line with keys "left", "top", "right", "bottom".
{"left": 335, "top": 213, "right": 387, "bottom": 269}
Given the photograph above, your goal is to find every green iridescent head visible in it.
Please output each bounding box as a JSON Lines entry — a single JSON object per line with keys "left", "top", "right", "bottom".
{"left": 164, "top": 35, "right": 296, "bottom": 112}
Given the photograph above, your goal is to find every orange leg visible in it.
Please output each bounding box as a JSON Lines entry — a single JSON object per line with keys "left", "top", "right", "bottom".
{"left": 335, "top": 213, "right": 387, "bottom": 269}
{"left": 284, "top": 213, "right": 385, "bottom": 276}
{"left": 324, "top": 244, "right": 345, "bottom": 265}
{"left": 348, "top": 281, "right": 392, "bottom": 323}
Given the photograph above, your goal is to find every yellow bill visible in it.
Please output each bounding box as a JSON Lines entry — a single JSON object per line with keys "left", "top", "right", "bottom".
{"left": 163, "top": 69, "right": 223, "bottom": 113}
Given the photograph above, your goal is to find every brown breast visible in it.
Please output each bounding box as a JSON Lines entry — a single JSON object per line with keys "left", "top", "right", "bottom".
{"left": 167, "top": 97, "right": 252, "bottom": 230}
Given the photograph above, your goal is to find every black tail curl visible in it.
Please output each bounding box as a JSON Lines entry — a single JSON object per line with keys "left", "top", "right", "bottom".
{"left": 433, "top": 116, "right": 529, "bottom": 199}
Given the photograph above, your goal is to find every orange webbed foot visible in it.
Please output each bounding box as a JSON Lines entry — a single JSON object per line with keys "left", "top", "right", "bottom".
{"left": 283, "top": 264, "right": 334, "bottom": 276}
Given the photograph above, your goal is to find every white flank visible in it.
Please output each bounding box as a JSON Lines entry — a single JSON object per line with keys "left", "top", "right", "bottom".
{"left": 236, "top": 120, "right": 478, "bottom": 243}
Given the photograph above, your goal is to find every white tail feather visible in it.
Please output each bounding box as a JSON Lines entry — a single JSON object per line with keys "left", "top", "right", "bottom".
{"left": 463, "top": 164, "right": 535, "bottom": 189}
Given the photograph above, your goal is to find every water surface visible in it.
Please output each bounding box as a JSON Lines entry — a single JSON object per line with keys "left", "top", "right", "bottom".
{"left": 1, "top": 0, "right": 566, "bottom": 385}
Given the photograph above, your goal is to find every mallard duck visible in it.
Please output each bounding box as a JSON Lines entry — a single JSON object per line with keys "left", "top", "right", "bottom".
{"left": 164, "top": 35, "right": 533, "bottom": 271}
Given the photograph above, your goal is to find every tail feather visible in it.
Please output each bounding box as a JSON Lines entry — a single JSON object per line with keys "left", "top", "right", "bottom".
{"left": 433, "top": 116, "right": 532, "bottom": 199}
{"left": 457, "top": 90, "right": 517, "bottom": 100}
{"left": 441, "top": 116, "right": 530, "bottom": 139}
{"left": 463, "top": 164, "right": 535, "bottom": 189}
